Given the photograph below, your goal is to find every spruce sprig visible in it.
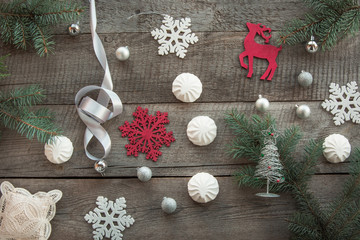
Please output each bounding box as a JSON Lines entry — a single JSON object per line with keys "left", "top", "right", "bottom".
{"left": 0, "top": 0, "right": 84, "bottom": 56}
{"left": 225, "top": 111, "right": 360, "bottom": 239}
{"left": 0, "top": 55, "right": 10, "bottom": 78}
{"left": 278, "top": 0, "right": 360, "bottom": 50}
{"left": 0, "top": 85, "right": 61, "bottom": 142}
{"left": 0, "top": 55, "right": 61, "bottom": 142}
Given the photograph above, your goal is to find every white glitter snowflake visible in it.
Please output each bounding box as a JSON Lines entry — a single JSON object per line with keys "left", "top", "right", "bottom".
{"left": 84, "top": 196, "right": 135, "bottom": 240}
{"left": 151, "top": 15, "right": 198, "bottom": 58}
{"left": 322, "top": 81, "right": 360, "bottom": 126}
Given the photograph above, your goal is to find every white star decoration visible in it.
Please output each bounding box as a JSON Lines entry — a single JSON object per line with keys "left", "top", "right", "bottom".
{"left": 151, "top": 15, "right": 198, "bottom": 58}
{"left": 84, "top": 196, "right": 135, "bottom": 240}
{"left": 322, "top": 81, "right": 360, "bottom": 126}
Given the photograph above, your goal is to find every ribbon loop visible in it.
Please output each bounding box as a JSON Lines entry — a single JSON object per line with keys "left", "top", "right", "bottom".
{"left": 75, "top": 0, "right": 123, "bottom": 163}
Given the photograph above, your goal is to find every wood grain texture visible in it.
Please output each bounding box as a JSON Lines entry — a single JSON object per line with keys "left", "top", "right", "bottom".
{"left": 0, "top": 102, "right": 358, "bottom": 177}
{"left": 0, "top": 175, "right": 346, "bottom": 240}
{"left": 0, "top": 0, "right": 359, "bottom": 239}
{"left": 1, "top": 31, "right": 359, "bottom": 105}
{"left": 55, "top": 0, "right": 308, "bottom": 34}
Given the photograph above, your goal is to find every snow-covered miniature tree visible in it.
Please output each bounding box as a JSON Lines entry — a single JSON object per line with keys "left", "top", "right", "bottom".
{"left": 254, "top": 127, "right": 284, "bottom": 197}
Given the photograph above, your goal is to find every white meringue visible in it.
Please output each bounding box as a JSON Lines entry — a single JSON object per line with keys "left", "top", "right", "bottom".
{"left": 172, "top": 73, "right": 202, "bottom": 102}
{"left": 44, "top": 136, "right": 74, "bottom": 164}
{"left": 323, "top": 134, "right": 351, "bottom": 163}
{"left": 187, "top": 116, "right": 217, "bottom": 146}
{"left": 188, "top": 172, "right": 219, "bottom": 203}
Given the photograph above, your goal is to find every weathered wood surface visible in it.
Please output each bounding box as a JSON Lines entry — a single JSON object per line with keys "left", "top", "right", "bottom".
{"left": 0, "top": 102, "right": 358, "bottom": 177}
{"left": 1, "top": 32, "right": 359, "bottom": 104}
{"left": 0, "top": 0, "right": 359, "bottom": 239}
{"left": 0, "top": 176, "right": 345, "bottom": 240}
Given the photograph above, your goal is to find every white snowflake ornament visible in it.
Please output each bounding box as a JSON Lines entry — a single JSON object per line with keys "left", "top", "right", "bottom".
{"left": 151, "top": 15, "right": 198, "bottom": 58}
{"left": 84, "top": 196, "right": 135, "bottom": 240}
{"left": 322, "top": 81, "right": 360, "bottom": 126}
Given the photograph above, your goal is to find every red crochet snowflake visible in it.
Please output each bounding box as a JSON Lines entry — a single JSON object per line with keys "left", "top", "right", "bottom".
{"left": 118, "top": 106, "right": 175, "bottom": 161}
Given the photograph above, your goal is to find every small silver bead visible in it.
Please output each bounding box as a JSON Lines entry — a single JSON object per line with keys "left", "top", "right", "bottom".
{"left": 255, "top": 95, "right": 270, "bottom": 112}
{"left": 296, "top": 104, "right": 311, "bottom": 119}
{"left": 68, "top": 23, "right": 81, "bottom": 36}
{"left": 305, "top": 36, "right": 318, "bottom": 53}
{"left": 94, "top": 160, "right": 107, "bottom": 174}
{"left": 161, "top": 197, "right": 177, "bottom": 214}
{"left": 298, "top": 70, "right": 313, "bottom": 87}
{"left": 137, "top": 166, "right": 152, "bottom": 182}
{"left": 115, "top": 46, "right": 130, "bottom": 61}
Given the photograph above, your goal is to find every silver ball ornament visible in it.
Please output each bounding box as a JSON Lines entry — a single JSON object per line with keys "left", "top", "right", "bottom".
{"left": 296, "top": 104, "right": 311, "bottom": 119}
{"left": 298, "top": 70, "right": 313, "bottom": 87}
{"left": 305, "top": 36, "right": 318, "bottom": 53}
{"left": 68, "top": 23, "right": 81, "bottom": 36}
{"left": 137, "top": 166, "right": 152, "bottom": 182}
{"left": 161, "top": 197, "right": 177, "bottom": 214}
{"left": 115, "top": 46, "right": 130, "bottom": 61}
{"left": 255, "top": 95, "right": 270, "bottom": 112}
{"left": 94, "top": 160, "right": 107, "bottom": 174}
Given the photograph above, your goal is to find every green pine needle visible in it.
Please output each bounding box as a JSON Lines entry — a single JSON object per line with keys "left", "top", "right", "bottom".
{"left": 0, "top": 55, "right": 61, "bottom": 142}
{"left": 278, "top": 0, "right": 360, "bottom": 50}
{"left": 0, "top": 0, "right": 84, "bottom": 56}
{"left": 0, "top": 55, "right": 10, "bottom": 78}
{"left": 225, "top": 110, "right": 360, "bottom": 239}
{"left": 0, "top": 84, "right": 46, "bottom": 106}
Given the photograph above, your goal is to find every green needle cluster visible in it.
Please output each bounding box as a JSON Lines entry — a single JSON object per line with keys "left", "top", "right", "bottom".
{"left": 225, "top": 110, "right": 360, "bottom": 239}
{"left": 0, "top": 0, "right": 83, "bottom": 56}
{"left": 279, "top": 0, "right": 360, "bottom": 51}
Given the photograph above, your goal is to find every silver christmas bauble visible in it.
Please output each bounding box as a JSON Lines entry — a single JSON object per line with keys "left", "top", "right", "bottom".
{"left": 137, "top": 166, "right": 152, "bottom": 182}
{"left": 68, "top": 23, "right": 81, "bottom": 36}
{"left": 296, "top": 104, "right": 311, "bottom": 119}
{"left": 115, "top": 46, "right": 130, "bottom": 61}
{"left": 161, "top": 197, "right": 177, "bottom": 214}
{"left": 305, "top": 36, "right": 318, "bottom": 53}
{"left": 94, "top": 160, "right": 107, "bottom": 174}
{"left": 255, "top": 95, "right": 270, "bottom": 112}
{"left": 298, "top": 70, "right": 313, "bottom": 87}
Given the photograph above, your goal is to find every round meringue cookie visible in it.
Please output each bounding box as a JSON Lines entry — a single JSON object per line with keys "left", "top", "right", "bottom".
{"left": 323, "top": 134, "right": 351, "bottom": 163}
{"left": 188, "top": 172, "right": 219, "bottom": 203}
{"left": 187, "top": 116, "right": 217, "bottom": 146}
{"left": 172, "top": 73, "right": 202, "bottom": 102}
{"left": 44, "top": 136, "right": 74, "bottom": 164}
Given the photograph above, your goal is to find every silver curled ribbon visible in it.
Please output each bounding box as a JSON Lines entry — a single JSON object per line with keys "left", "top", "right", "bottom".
{"left": 75, "top": 0, "right": 123, "bottom": 173}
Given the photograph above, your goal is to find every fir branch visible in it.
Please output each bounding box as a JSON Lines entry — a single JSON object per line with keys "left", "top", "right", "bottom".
{"left": 0, "top": 106, "right": 59, "bottom": 142}
{"left": 0, "top": 61, "right": 61, "bottom": 143}
{"left": 234, "top": 165, "right": 265, "bottom": 189}
{"left": 294, "top": 139, "right": 323, "bottom": 183}
{"left": 225, "top": 111, "right": 275, "bottom": 162}
{"left": 0, "top": 55, "right": 10, "bottom": 79}
{"left": 0, "top": 0, "right": 83, "bottom": 56}
{"left": 0, "top": 85, "right": 45, "bottom": 106}
{"left": 324, "top": 149, "right": 360, "bottom": 228}
{"left": 287, "top": 212, "right": 321, "bottom": 239}
{"left": 226, "top": 112, "right": 360, "bottom": 239}
{"left": 279, "top": 0, "right": 360, "bottom": 50}
{"left": 333, "top": 201, "right": 360, "bottom": 239}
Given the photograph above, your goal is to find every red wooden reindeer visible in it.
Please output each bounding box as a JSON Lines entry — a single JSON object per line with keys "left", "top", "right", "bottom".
{"left": 239, "top": 23, "right": 282, "bottom": 81}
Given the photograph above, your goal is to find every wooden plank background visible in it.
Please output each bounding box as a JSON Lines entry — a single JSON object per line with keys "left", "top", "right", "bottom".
{"left": 0, "top": 0, "right": 359, "bottom": 239}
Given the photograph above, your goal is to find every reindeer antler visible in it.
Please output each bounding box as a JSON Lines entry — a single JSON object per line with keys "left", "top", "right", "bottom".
{"left": 258, "top": 24, "right": 272, "bottom": 43}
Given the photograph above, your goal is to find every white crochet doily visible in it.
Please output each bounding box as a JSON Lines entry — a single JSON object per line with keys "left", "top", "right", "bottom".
{"left": 0, "top": 181, "right": 62, "bottom": 240}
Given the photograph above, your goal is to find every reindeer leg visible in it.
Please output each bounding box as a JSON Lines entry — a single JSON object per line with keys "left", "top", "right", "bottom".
{"left": 247, "top": 55, "right": 254, "bottom": 78}
{"left": 266, "top": 61, "right": 278, "bottom": 81}
{"left": 260, "top": 63, "right": 271, "bottom": 80}
{"left": 239, "top": 52, "right": 248, "bottom": 69}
